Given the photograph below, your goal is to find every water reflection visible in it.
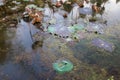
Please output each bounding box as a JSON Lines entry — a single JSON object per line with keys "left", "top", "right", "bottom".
{"left": 0, "top": 0, "right": 4, "bottom": 6}
{"left": 15, "top": 20, "right": 39, "bottom": 52}
{"left": 0, "top": 28, "right": 9, "bottom": 63}
{"left": 103, "top": 0, "right": 120, "bottom": 26}
{"left": 0, "top": 0, "right": 120, "bottom": 80}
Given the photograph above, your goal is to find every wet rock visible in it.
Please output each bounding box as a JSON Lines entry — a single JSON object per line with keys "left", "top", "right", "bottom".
{"left": 91, "top": 38, "right": 115, "bottom": 52}
{"left": 86, "top": 22, "right": 105, "bottom": 34}
{"left": 47, "top": 23, "right": 71, "bottom": 37}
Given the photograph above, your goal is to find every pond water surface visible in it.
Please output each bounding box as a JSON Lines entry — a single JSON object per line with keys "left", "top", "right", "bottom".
{"left": 0, "top": 0, "right": 120, "bottom": 80}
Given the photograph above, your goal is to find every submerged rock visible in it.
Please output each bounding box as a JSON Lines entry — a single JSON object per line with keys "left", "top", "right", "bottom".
{"left": 91, "top": 38, "right": 115, "bottom": 52}
{"left": 47, "top": 22, "right": 86, "bottom": 39}
{"left": 86, "top": 22, "right": 105, "bottom": 34}
{"left": 47, "top": 23, "right": 71, "bottom": 37}
{"left": 15, "top": 53, "right": 53, "bottom": 80}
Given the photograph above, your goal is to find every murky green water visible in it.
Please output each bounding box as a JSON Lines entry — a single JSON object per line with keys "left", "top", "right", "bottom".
{"left": 0, "top": 0, "right": 120, "bottom": 80}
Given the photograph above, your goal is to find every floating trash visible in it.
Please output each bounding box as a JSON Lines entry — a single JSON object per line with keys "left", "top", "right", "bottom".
{"left": 47, "top": 25, "right": 56, "bottom": 34}
{"left": 73, "top": 24, "right": 85, "bottom": 31}
{"left": 53, "top": 59, "right": 73, "bottom": 73}
{"left": 47, "top": 22, "right": 85, "bottom": 38}
{"left": 92, "top": 38, "right": 115, "bottom": 52}
{"left": 47, "top": 23, "right": 71, "bottom": 37}
{"left": 68, "top": 24, "right": 85, "bottom": 33}
{"left": 68, "top": 26, "right": 76, "bottom": 33}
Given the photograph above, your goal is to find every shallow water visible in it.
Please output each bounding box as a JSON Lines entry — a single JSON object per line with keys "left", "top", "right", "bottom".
{"left": 103, "top": 0, "right": 120, "bottom": 26}
{"left": 0, "top": 0, "right": 120, "bottom": 80}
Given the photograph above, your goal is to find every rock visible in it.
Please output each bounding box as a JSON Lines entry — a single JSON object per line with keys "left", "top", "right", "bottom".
{"left": 86, "top": 22, "right": 105, "bottom": 34}
{"left": 91, "top": 38, "right": 115, "bottom": 52}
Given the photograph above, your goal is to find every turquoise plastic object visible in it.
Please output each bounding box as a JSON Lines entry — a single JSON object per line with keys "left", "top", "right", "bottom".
{"left": 53, "top": 59, "right": 73, "bottom": 74}
{"left": 68, "top": 24, "right": 85, "bottom": 33}
{"left": 68, "top": 26, "right": 76, "bottom": 33}
{"left": 73, "top": 24, "right": 85, "bottom": 30}
{"left": 47, "top": 26, "right": 55, "bottom": 33}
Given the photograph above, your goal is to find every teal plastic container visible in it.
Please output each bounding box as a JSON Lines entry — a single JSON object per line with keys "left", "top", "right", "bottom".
{"left": 53, "top": 59, "right": 73, "bottom": 74}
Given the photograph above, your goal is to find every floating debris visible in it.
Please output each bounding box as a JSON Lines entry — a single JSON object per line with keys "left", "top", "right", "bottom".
{"left": 47, "top": 25, "right": 56, "bottom": 34}
{"left": 53, "top": 59, "right": 73, "bottom": 73}
{"left": 22, "top": 0, "right": 107, "bottom": 41}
